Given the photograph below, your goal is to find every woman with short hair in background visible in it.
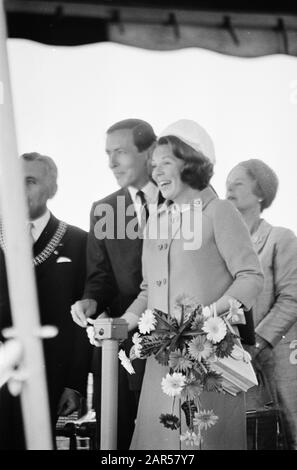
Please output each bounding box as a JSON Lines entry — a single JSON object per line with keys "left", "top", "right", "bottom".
{"left": 226, "top": 159, "right": 297, "bottom": 449}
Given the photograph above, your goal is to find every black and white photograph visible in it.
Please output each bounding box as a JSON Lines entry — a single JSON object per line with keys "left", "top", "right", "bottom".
{"left": 0, "top": 0, "right": 297, "bottom": 454}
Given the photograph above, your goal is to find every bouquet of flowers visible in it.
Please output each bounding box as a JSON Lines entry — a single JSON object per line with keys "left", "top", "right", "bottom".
{"left": 119, "top": 294, "right": 252, "bottom": 447}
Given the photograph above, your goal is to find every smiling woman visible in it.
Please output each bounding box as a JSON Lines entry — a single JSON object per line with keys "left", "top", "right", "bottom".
{"left": 121, "top": 119, "right": 263, "bottom": 450}
{"left": 151, "top": 120, "right": 215, "bottom": 205}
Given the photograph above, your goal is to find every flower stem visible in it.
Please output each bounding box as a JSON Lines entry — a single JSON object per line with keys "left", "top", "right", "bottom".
{"left": 179, "top": 398, "right": 182, "bottom": 451}
{"left": 172, "top": 397, "right": 175, "bottom": 415}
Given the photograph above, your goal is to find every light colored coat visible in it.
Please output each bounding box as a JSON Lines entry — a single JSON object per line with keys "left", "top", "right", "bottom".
{"left": 252, "top": 219, "right": 297, "bottom": 346}
{"left": 248, "top": 219, "right": 297, "bottom": 448}
{"left": 129, "top": 186, "right": 263, "bottom": 317}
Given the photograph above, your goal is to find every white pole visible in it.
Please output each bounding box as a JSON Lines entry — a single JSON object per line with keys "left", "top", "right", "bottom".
{"left": 0, "top": 0, "right": 52, "bottom": 449}
{"left": 0, "top": 339, "right": 23, "bottom": 388}
{"left": 93, "top": 318, "right": 128, "bottom": 450}
{"left": 101, "top": 339, "right": 119, "bottom": 450}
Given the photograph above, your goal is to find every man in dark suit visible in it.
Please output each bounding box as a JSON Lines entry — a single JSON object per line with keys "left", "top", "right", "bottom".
{"left": 0, "top": 152, "right": 91, "bottom": 449}
{"left": 71, "top": 119, "right": 160, "bottom": 449}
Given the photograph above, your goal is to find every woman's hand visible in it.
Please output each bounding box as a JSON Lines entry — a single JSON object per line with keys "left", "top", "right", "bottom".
{"left": 121, "top": 311, "right": 140, "bottom": 331}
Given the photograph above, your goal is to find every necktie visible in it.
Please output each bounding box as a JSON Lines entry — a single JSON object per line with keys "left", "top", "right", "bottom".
{"left": 136, "top": 190, "right": 149, "bottom": 234}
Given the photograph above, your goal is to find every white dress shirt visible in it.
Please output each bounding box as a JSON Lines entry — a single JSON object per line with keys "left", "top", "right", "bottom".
{"left": 29, "top": 209, "right": 50, "bottom": 242}
{"left": 128, "top": 182, "right": 159, "bottom": 226}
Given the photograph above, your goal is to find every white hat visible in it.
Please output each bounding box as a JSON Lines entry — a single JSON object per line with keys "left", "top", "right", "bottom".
{"left": 159, "top": 119, "right": 216, "bottom": 164}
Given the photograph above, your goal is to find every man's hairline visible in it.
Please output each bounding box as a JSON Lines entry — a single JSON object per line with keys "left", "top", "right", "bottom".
{"left": 23, "top": 159, "right": 57, "bottom": 195}
{"left": 105, "top": 127, "right": 142, "bottom": 154}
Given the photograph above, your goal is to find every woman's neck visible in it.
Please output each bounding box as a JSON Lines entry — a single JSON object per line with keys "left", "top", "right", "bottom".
{"left": 173, "top": 187, "right": 202, "bottom": 205}
{"left": 240, "top": 207, "right": 262, "bottom": 235}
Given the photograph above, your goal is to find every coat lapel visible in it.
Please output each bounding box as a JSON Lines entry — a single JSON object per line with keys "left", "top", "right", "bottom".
{"left": 163, "top": 186, "right": 217, "bottom": 249}
{"left": 116, "top": 187, "right": 140, "bottom": 249}
{"left": 33, "top": 214, "right": 64, "bottom": 275}
{"left": 33, "top": 213, "right": 59, "bottom": 257}
{"left": 251, "top": 219, "right": 273, "bottom": 254}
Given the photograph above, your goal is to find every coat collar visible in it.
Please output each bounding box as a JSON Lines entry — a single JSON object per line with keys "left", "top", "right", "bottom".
{"left": 199, "top": 185, "right": 218, "bottom": 210}
{"left": 157, "top": 185, "right": 217, "bottom": 216}
{"left": 33, "top": 213, "right": 60, "bottom": 255}
{"left": 152, "top": 186, "right": 217, "bottom": 245}
{"left": 251, "top": 218, "right": 273, "bottom": 253}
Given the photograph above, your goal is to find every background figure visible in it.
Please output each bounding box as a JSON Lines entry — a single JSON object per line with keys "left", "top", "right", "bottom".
{"left": 226, "top": 158, "right": 297, "bottom": 449}
{"left": 71, "top": 119, "right": 162, "bottom": 449}
{"left": 122, "top": 120, "right": 263, "bottom": 450}
{"left": 0, "top": 153, "right": 91, "bottom": 449}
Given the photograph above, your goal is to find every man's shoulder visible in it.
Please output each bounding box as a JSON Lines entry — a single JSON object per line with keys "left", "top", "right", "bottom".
{"left": 92, "top": 188, "right": 127, "bottom": 207}
{"left": 65, "top": 223, "right": 87, "bottom": 238}
{"left": 61, "top": 224, "right": 87, "bottom": 254}
{"left": 54, "top": 217, "right": 87, "bottom": 242}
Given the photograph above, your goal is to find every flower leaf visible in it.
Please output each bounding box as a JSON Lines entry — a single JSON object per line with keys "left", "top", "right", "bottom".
{"left": 181, "top": 400, "right": 198, "bottom": 429}
{"left": 155, "top": 348, "right": 170, "bottom": 366}
{"left": 153, "top": 309, "right": 178, "bottom": 332}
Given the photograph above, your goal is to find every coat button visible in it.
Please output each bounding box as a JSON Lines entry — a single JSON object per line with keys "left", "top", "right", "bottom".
{"left": 156, "top": 280, "right": 162, "bottom": 287}
{"left": 158, "top": 244, "right": 163, "bottom": 250}
{"left": 163, "top": 243, "right": 168, "bottom": 249}
{"left": 163, "top": 278, "right": 167, "bottom": 285}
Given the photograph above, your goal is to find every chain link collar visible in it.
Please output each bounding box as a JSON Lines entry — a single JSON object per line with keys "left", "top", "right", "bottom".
{"left": 0, "top": 221, "right": 68, "bottom": 267}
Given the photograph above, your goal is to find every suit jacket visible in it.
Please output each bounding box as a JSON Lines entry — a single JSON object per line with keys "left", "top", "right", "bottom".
{"left": 129, "top": 186, "right": 264, "bottom": 343}
{"left": 83, "top": 187, "right": 144, "bottom": 316}
{"left": 83, "top": 187, "right": 152, "bottom": 390}
{"left": 252, "top": 219, "right": 297, "bottom": 347}
{"left": 0, "top": 214, "right": 91, "bottom": 419}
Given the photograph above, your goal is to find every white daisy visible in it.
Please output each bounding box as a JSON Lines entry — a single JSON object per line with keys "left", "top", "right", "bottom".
{"left": 161, "top": 372, "right": 186, "bottom": 397}
{"left": 227, "top": 298, "right": 245, "bottom": 324}
{"left": 188, "top": 336, "right": 214, "bottom": 361}
{"left": 132, "top": 332, "right": 142, "bottom": 358}
{"left": 132, "top": 332, "right": 141, "bottom": 344}
{"left": 193, "top": 409, "right": 219, "bottom": 430}
{"left": 202, "top": 306, "right": 212, "bottom": 319}
{"left": 180, "top": 430, "right": 201, "bottom": 446}
{"left": 138, "top": 309, "right": 157, "bottom": 334}
{"left": 202, "top": 317, "right": 227, "bottom": 343}
{"left": 118, "top": 349, "right": 135, "bottom": 375}
{"left": 129, "top": 345, "right": 137, "bottom": 361}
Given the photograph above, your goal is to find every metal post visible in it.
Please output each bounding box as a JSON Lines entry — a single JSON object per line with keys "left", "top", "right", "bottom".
{"left": 93, "top": 318, "right": 128, "bottom": 450}
{"left": 0, "top": 0, "right": 52, "bottom": 449}
{"left": 101, "top": 339, "right": 119, "bottom": 449}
